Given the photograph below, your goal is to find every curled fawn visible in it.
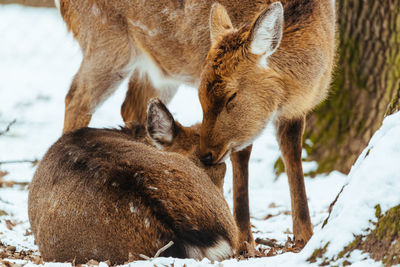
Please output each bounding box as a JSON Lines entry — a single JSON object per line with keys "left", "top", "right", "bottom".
{"left": 57, "top": 0, "right": 335, "bottom": 251}
{"left": 28, "top": 99, "right": 238, "bottom": 264}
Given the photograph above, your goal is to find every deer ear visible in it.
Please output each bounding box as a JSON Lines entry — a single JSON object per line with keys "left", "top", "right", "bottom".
{"left": 146, "top": 98, "right": 177, "bottom": 145}
{"left": 209, "top": 3, "right": 233, "bottom": 45}
{"left": 249, "top": 2, "right": 283, "bottom": 56}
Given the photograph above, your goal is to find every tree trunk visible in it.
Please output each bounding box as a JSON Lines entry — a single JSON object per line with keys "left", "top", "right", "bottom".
{"left": 0, "top": 0, "right": 55, "bottom": 8}
{"left": 304, "top": 0, "right": 400, "bottom": 175}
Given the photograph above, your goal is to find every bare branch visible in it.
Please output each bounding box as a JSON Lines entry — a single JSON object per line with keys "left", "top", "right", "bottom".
{"left": 0, "top": 0, "right": 55, "bottom": 8}
{"left": 139, "top": 240, "right": 174, "bottom": 260}
{"left": 255, "top": 238, "right": 285, "bottom": 248}
{"left": 0, "top": 119, "right": 16, "bottom": 136}
{"left": 154, "top": 241, "right": 174, "bottom": 258}
{"left": 0, "top": 159, "right": 39, "bottom": 166}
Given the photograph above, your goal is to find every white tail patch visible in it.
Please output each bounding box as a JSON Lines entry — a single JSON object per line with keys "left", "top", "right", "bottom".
{"left": 184, "top": 237, "right": 233, "bottom": 261}
{"left": 203, "top": 238, "right": 233, "bottom": 261}
{"left": 185, "top": 244, "right": 203, "bottom": 259}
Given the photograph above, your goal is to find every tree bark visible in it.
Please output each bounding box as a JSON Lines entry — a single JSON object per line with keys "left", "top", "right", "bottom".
{"left": 304, "top": 0, "right": 400, "bottom": 175}
{"left": 0, "top": 0, "right": 55, "bottom": 8}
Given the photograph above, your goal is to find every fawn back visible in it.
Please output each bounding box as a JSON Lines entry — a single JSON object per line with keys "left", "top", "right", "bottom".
{"left": 28, "top": 99, "right": 237, "bottom": 264}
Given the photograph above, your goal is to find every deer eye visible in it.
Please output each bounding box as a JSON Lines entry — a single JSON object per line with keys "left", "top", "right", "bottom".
{"left": 226, "top": 92, "right": 237, "bottom": 111}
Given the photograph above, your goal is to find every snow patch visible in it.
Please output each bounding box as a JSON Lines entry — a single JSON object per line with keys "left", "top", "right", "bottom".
{"left": 302, "top": 112, "right": 400, "bottom": 262}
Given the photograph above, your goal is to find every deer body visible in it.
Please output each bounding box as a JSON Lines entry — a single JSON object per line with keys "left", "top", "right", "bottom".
{"left": 58, "top": 0, "right": 335, "bottom": 252}
{"left": 59, "top": 0, "right": 299, "bottom": 131}
{"left": 28, "top": 100, "right": 237, "bottom": 264}
{"left": 198, "top": 0, "right": 335, "bottom": 250}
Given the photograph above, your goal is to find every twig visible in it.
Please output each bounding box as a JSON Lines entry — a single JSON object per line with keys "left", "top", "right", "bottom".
{"left": 0, "top": 119, "right": 16, "bottom": 136}
{"left": 138, "top": 254, "right": 151, "bottom": 260}
{"left": 0, "top": 159, "right": 39, "bottom": 165}
{"left": 322, "top": 184, "right": 346, "bottom": 228}
{"left": 255, "top": 238, "right": 285, "bottom": 248}
{"left": 154, "top": 241, "right": 174, "bottom": 258}
{"left": 139, "top": 240, "right": 174, "bottom": 260}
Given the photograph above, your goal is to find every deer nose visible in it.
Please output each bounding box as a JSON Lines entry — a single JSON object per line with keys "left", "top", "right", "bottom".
{"left": 200, "top": 152, "right": 214, "bottom": 166}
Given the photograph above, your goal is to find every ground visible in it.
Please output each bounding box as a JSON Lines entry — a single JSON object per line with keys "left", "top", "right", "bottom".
{"left": 0, "top": 4, "right": 398, "bottom": 267}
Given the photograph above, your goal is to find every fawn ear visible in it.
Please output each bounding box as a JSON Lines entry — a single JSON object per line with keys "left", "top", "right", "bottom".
{"left": 209, "top": 3, "right": 233, "bottom": 45}
{"left": 146, "top": 98, "right": 177, "bottom": 145}
{"left": 249, "top": 2, "right": 283, "bottom": 56}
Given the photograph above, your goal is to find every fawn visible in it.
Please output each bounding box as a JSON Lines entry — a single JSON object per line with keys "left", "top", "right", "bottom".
{"left": 28, "top": 99, "right": 238, "bottom": 264}
{"left": 57, "top": 0, "right": 335, "bottom": 251}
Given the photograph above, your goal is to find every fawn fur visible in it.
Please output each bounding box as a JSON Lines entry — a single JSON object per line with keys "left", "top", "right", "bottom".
{"left": 28, "top": 99, "right": 238, "bottom": 264}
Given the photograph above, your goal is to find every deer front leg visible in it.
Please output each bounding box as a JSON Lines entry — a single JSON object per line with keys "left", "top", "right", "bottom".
{"left": 230, "top": 145, "right": 254, "bottom": 253}
{"left": 121, "top": 72, "right": 159, "bottom": 125}
{"left": 63, "top": 72, "right": 92, "bottom": 133}
{"left": 121, "top": 71, "right": 178, "bottom": 126}
{"left": 63, "top": 41, "right": 132, "bottom": 133}
{"left": 276, "top": 116, "right": 313, "bottom": 246}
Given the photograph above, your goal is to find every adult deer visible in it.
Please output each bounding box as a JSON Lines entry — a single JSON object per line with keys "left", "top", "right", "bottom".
{"left": 29, "top": 99, "right": 237, "bottom": 264}
{"left": 57, "top": 0, "right": 335, "bottom": 251}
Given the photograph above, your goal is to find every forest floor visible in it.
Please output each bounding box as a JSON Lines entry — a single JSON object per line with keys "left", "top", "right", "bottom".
{"left": 0, "top": 4, "right": 398, "bottom": 267}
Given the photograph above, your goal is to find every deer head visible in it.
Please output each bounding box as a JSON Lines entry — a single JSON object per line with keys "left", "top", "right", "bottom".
{"left": 199, "top": 2, "right": 284, "bottom": 164}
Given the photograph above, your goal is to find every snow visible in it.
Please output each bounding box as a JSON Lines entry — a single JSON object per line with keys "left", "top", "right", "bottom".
{"left": 302, "top": 111, "right": 400, "bottom": 263}
{"left": 0, "top": 4, "right": 398, "bottom": 267}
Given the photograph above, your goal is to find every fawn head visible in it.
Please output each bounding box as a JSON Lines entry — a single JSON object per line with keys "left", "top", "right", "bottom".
{"left": 199, "top": 2, "right": 284, "bottom": 164}
{"left": 147, "top": 98, "right": 226, "bottom": 189}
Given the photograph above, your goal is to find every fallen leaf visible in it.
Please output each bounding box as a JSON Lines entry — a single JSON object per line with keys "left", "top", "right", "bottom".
{"left": 284, "top": 228, "right": 292, "bottom": 234}
{"left": 7, "top": 246, "right": 16, "bottom": 253}
{"left": 263, "top": 214, "right": 274, "bottom": 220}
{"left": 245, "top": 241, "right": 263, "bottom": 258}
{"left": 0, "top": 209, "right": 8, "bottom": 216}
{"left": 0, "top": 170, "right": 9, "bottom": 179}
{"left": 24, "top": 229, "right": 32, "bottom": 236}
{"left": 268, "top": 202, "right": 278, "bottom": 208}
{"left": 33, "top": 255, "right": 43, "bottom": 265}
{"left": 5, "top": 220, "right": 15, "bottom": 230}
{"left": 266, "top": 247, "right": 277, "bottom": 257}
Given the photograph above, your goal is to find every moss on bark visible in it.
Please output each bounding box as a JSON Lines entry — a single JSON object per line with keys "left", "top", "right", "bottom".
{"left": 338, "top": 205, "right": 400, "bottom": 266}
{"left": 304, "top": 0, "right": 400, "bottom": 175}
{"left": 307, "top": 242, "right": 330, "bottom": 264}
{"left": 307, "top": 205, "right": 400, "bottom": 266}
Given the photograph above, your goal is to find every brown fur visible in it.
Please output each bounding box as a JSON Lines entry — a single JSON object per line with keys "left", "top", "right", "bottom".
{"left": 58, "top": 0, "right": 332, "bottom": 133}
{"left": 197, "top": 0, "right": 335, "bottom": 251}
{"left": 58, "top": 0, "right": 335, "bottom": 252}
{"left": 230, "top": 145, "right": 254, "bottom": 249}
{"left": 28, "top": 99, "right": 237, "bottom": 264}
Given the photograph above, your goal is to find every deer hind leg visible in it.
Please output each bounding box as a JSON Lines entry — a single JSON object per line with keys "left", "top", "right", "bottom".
{"left": 230, "top": 145, "right": 254, "bottom": 253}
{"left": 121, "top": 71, "right": 178, "bottom": 125}
{"left": 63, "top": 37, "right": 133, "bottom": 133}
{"left": 276, "top": 116, "right": 313, "bottom": 246}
